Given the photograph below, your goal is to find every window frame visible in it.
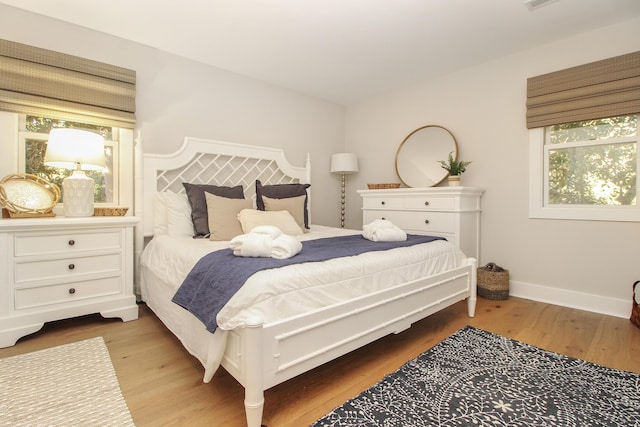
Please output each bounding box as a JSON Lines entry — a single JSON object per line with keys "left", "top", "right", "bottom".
{"left": 529, "top": 120, "right": 640, "bottom": 222}
{"left": 0, "top": 111, "right": 134, "bottom": 216}
{"left": 17, "top": 129, "right": 120, "bottom": 207}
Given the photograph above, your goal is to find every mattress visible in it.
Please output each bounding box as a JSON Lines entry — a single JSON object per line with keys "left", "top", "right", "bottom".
{"left": 139, "top": 225, "right": 465, "bottom": 372}
{"left": 142, "top": 225, "right": 464, "bottom": 327}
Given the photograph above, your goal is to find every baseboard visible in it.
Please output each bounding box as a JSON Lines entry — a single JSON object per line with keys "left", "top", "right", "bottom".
{"left": 509, "top": 280, "right": 630, "bottom": 319}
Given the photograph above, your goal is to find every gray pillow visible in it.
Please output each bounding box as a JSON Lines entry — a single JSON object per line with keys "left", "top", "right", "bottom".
{"left": 255, "top": 180, "right": 310, "bottom": 229}
{"left": 183, "top": 182, "right": 244, "bottom": 237}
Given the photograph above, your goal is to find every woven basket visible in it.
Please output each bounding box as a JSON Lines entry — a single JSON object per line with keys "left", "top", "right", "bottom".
{"left": 477, "top": 266, "right": 510, "bottom": 300}
{"left": 631, "top": 281, "right": 640, "bottom": 329}
{"left": 367, "top": 183, "right": 401, "bottom": 189}
{"left": 94, "top": 207, "right": 129, "bottom": 216}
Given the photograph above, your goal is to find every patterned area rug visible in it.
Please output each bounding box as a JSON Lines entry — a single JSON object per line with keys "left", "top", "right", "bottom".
{"left": 0, "top": 337, "right": 134, "bottom": 426}
{"left": 311, "top": 326, "right": 640, "bottom": 426}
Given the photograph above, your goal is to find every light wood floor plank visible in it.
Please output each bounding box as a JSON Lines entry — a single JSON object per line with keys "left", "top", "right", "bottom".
{"left": 1, "top": 297, "right": 638, "bottom": 426}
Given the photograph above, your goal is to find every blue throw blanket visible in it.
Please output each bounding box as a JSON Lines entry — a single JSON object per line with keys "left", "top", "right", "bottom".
{"left": 172, "top": 234, "right": 445, "bottom": 332}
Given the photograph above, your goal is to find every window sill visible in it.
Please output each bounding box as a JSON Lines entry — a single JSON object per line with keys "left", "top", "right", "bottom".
{"left": 529, "top": 205, "right": 640, "bottom": 222}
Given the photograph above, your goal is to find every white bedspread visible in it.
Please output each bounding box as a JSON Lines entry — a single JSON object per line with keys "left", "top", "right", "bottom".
{"left": 140, "top": 225, "right": 465, "bottom": 330}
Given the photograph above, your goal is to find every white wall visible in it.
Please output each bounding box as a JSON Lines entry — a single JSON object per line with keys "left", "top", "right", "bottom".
{"left": 0, "top": 5, "right": 346, "bottom": 227}
{"left": 345, "top": 17, "right": 640, "bottom": 318}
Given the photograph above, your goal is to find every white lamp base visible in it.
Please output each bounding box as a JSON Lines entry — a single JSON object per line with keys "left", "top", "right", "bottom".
{"left": 63, "top": 171, "right": 94, "bottom": 217}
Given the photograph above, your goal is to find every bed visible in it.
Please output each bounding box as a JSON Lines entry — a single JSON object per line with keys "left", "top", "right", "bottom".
{"left": 135, "top": 136, "right": 477, "bottom": 427}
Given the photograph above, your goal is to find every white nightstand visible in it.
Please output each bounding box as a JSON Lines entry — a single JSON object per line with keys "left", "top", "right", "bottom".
{"left": 0, "top": 215, "right": 139, "bottom": 347}
{"left": 359, "top": 187, "right": 484, "bottom": 259}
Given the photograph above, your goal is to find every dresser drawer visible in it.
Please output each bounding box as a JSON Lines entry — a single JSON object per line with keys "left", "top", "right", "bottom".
{"left": 14, "top": 277, "right": 121, "bottom": 310}
{"left": 14, "top": 230, "right": 122, "bottom": 257}
{"left": 363, "top": 210, "right": 455, "bottom": 233}
{"left": 15, "top": 253, "right": 121, "bottom": 284}
{"left": 362, "top": 195, "right": 455, "bottom": 211}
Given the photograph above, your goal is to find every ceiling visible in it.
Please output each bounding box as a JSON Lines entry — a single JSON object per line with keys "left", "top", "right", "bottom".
{"left": 2, "top": 0, "right": 640, "bottom": 105}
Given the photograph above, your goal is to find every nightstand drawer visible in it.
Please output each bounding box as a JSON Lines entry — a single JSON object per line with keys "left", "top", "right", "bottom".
{"left": 363, "top": 210, "right": 455, "bottom": 233}
{"left": 14, "top": 230, "right": 122, "bottom": 257}
{"left": 362, "top": 196, "right": 455, "bottom": 211}
{"left": 14, "top": 277, "right": 121, "bottom": 310}
{"left": 15, "top": 253, "right": 121, "bottom": 284}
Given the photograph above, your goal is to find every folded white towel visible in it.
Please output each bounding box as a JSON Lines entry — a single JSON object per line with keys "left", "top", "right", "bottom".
{"left": 229, "top": 233, "right": 273, "bottom": 257}
{"left": 271, "top": 234, "right": 302, "bottom": 259}
{"left": 366, "top": 219, "right": 396, "bottom": 229}
{"left": 249, "top": 225, "right": 282, "bottom": 239}
{"left": 229, "top": 225, "right": 301, "bottom": 259}
{"left": 362, "top": 219, "right": 407, "bottom": 242}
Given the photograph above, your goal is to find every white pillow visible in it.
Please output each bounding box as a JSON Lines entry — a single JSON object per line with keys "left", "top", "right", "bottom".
{"left": 166, "top": 192, "right": 194, "bottom": 237}
{"left": 237, "top": 209, "right": 304, "bottom": 236}
{"left": 153, "top": 192, "right": 168, "bottom": 235}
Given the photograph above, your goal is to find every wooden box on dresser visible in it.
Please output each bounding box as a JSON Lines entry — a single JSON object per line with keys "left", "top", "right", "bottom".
{"left": 358, "top": 187, "right": 484, "bottom": 260}
{"left": 0, "top": 216, "right": 139, "bottom": 348}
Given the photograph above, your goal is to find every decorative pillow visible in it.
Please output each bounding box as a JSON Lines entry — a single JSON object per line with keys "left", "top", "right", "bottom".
{"left": 238, "top": 209, "right": 304, "bottom": 236}
{"left": 255, "top": 180, "right": 310, "bottom": 229}
{"left": 205, "top": 192, "right": 252, "bottom": 241}
{"left": 183, "top": 183, "right": 244, "bottom": 237}
{"left": 262, "top": 195, "right": 306, "bottom": 232}
{"left": 166, "top": 192, "right": 194, "bottom": 237}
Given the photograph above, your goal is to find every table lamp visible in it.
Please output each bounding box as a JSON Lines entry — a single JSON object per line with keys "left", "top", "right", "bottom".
{"left": 44, "top": 128, "right": 105, "bottom": 217}
{"left": 330, "top": 152, "right": 359, "bottom": 228}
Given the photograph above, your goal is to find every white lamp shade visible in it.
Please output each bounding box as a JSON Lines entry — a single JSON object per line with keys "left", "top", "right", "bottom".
{"left": 44, "top": 128, "right": 106, "bottom": 170}
{"left": 330, "top": 153, "right": 359, "bottom": 174}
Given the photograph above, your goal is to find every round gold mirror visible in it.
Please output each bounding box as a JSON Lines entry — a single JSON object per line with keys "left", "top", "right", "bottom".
{"left": 395, "top": 125, "right": 458, "bottom": 187}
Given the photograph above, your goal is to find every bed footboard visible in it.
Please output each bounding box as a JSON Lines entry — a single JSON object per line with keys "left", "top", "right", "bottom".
{"left": 223, "top": 258, "right": 477, "bottom": 427}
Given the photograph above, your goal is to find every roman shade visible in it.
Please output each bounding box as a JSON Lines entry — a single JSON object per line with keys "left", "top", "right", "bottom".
{"left": 526, "top": 50, "right": 640, "bottom": 129}
{"left": 0, "top": 39, "right": 135, "bottom": 128}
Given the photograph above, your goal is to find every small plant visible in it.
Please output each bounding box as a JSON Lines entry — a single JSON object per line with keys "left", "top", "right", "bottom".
{"left": 439, "top": 151, "right": 471, "bottom": 176}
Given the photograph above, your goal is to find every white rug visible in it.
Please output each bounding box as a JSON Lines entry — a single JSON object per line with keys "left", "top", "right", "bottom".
{"left": 0, "top": 337, "right": 135, "bottom": 426}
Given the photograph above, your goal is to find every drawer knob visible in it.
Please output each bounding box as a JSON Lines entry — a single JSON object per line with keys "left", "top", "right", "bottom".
{"left": 68, "top": 239, "right": 75, "bottom": 246}
{"left": 68, "top": 288, "right": 76, "bottom": 295}
{"left": 68, "top": 263, "right": 75, "bottom": 270}
{"left": 381, "top": 201, "right": 385, "bottom": 205}
{"left": 424, "top": 201, "right": 430, "bottom": 206}
{"left": 424, "top": 219, "right": 430, "bottom": 224}
{"left": 381, "top": 217, "right": 386, "bottom": 220}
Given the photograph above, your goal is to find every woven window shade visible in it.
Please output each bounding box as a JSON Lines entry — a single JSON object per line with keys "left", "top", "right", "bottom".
{"left": 0, "top": 39, "right": 135, "bottom": 128}
{"left": 526, "top": 50, "right": 640, "bottom": 129}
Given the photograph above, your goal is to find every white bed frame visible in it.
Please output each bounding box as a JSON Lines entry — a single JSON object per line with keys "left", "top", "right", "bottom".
{"left": 135, "top": 136, "right": 477, "bottom": 427}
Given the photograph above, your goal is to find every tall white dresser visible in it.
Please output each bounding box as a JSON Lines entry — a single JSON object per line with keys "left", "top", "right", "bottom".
{"left": 358, "top": 187, "right": 484, "bottom": 259}
{"left": 0, "top": 216, "right": 139, "bottom": 347}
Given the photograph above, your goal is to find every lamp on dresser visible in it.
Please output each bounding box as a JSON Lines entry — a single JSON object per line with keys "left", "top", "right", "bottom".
{"left": 44, "top": 128, "right": 105, "bottom": 217}
{"left": 330, "top": 152, "right": 359, "bottom": 228}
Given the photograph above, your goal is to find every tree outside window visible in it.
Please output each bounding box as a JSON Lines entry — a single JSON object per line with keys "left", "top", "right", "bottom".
{"left": 22, "top": 116, "right": 115, "bottom": 204}
{"left": 545, "top": 115, "right": 638, "bottom": 207}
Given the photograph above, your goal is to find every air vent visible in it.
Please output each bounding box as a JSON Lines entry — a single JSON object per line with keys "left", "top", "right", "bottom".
{"left": 524, "top": 0, "right": 559, "bottom": 10}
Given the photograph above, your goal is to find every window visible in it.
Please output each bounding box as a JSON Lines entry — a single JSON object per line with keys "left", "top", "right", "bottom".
{"left": 0, "top": 111, "right": 134, "bottom": 214}
{"left": 19, "top": 115, "right": 119, "bottom": 205}
{"left": 0, "top": 40, "right": 136, "bottom": 216}
{"left": 529, "top": 114, "right": 640, "bottom": 221}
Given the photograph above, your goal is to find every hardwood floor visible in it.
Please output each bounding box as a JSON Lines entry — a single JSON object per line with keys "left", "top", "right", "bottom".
{"left": 1, "top": 297, "right": 639, "bottom": 426}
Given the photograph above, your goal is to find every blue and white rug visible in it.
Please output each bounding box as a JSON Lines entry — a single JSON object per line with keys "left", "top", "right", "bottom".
{"left": 311, "top": 326, "right": 640, "bottom": 426}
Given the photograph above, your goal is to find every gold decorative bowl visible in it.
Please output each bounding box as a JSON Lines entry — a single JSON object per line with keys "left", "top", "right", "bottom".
{"left": 0, "top": 173, "right": 60, "bottom": 217}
